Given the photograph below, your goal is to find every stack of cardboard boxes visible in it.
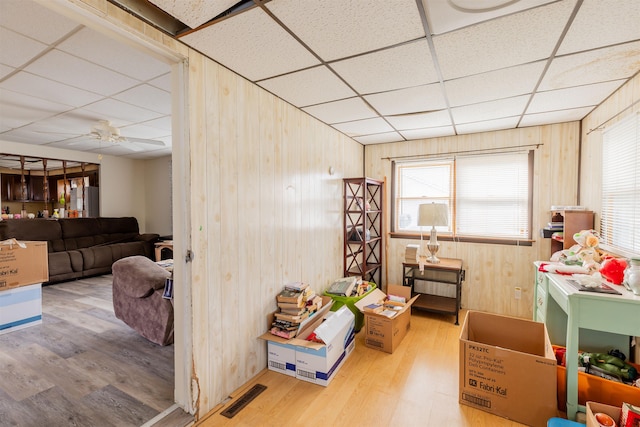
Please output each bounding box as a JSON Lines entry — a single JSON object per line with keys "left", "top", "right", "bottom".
{"left": 0, "top": 239, "right": 48, "bottom": 334}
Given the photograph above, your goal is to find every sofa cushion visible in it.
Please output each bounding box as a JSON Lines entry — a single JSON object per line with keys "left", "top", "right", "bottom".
{"left": 112, "top": 256, "right": 170, "bottom": 298}
{"left": 58, "top": 218, "right": 100, "bottom": 239}
{"left": 0, "top": 218, "right": 62, "bottom": 242}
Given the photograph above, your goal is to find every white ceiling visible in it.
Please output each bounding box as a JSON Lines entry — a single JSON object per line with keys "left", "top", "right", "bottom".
{"left": 1, "top": 0, "right": 639, "bottom": 161}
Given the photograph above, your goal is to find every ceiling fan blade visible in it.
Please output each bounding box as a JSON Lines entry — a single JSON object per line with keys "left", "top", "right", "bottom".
{"left": 122, "top": 136, "right": 166, "bottom": 146}
{"left": 120, "top": 142, "right": 144, "bottom": 152}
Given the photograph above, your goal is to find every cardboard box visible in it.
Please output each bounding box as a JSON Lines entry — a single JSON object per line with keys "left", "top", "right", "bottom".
{"left": 355, "top": 284, "right": 419, "bottom": 354}
{"left": 459, "top": 310, "right": 558, "bottom": 427}
{"left": 586, "top": 401, "right": 621, "bottom": 427}
{"left": 0, "top": 240, "right": 48, "bottom": 289}
{"left": 0, "top": 282, "right": 43, "bottom": 334}
{"left": 556, "top": 361, "right": 640, "bottom": 411}
{"left": 295, "top": 306, "right": 356, "bottom": 386}
{"left": 260, "top": 297, "right": 357, "bottom": 386}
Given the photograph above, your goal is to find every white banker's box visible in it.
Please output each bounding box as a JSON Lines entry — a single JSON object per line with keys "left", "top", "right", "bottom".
{"left": 260, "top": 301, "right": 355, "bottom": 387}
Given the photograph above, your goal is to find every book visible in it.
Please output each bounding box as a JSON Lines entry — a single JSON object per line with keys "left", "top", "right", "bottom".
{"left": 363, "top": 303, "right": 383, "bottom": 314}
{"left": 279, "top": 306, "right": 307, "bottom": 316}
{"left": 380, "top": 309, "right": 398, "bottom": 318}
{"left": 274, "top": 310, "right": 309, "bottom": 323}
{"left": 620, "top": 402, "right": 640, "bottom": 427}
{"left": 326, "top": 276, "right": 357, "bottom": 297}
{"left": 269, "top": 327, "right": 297, "bottom": 339}
{"left": 277, "top": 300, "right": 306, "bottom": 310}
{"left": 284, "top": 281, "right": 309, "bottom": 292}
{"left": 276, "top": 288, "right": 303, "bottom": 305}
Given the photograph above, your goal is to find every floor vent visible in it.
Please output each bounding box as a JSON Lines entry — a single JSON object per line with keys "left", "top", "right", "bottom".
{"left": 220, "top": 384, "right": 267, "bottom": 419}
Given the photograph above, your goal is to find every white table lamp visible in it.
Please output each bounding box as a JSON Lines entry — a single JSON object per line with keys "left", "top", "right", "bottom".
{"left": 418, "top": 203, "right": 449, "bottom": 264}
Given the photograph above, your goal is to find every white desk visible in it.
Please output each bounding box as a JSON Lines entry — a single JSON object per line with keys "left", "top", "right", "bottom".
{"left": 534, "top": 264, "right": 640, "bottom": 420}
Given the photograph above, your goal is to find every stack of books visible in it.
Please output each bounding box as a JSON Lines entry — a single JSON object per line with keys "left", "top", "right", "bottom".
{"left": 269, "top": 282, "right": 322, "bottom": 339}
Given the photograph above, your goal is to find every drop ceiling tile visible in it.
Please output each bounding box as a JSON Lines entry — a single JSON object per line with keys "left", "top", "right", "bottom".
{"left": 57, "top": 28, "right": 170, "bottom": 81}
{"left": 385, "top": 110, "right": 452, "bottom": 130}
{"left": 0, "top": 0, "right": 79, "bottom": 44}
{"left": 433, "top": 0, "right": 576, "bottom": 80}
{"left": 332, "top": 118, "right": 394, "bottom": 137}
{"left": 519, "top": 106, "right": 593, "bottom": 127}
{"left": 119, "top": 122, "right": 171, "bottom": 141}
{"left": 331, "top": 40, "right": 439, "bottom": 94}
{"left": 445, "top": 61, "right": 545, "bottom": 107}
{"left": 149, "top": 0, "right": 238, "bottom": 29}
{"left": 0, "top": 88, "right": 72, "bottom": 128}
{"left": 266, "top": 0, "right": 425, "bottom": 61}
{"left": 0, "top": 72, "right": 102, "bottom": 107}
{"left": 558, "top": 0, "right": 640, "bottom": 55}
{"left": 364, "top": 83, "right": 447, "bottom": 116}
{"left": 0, "top": 129, "right": 51, "bottom": 145}
{"left": 148, "top": 73, "right": 172, "bottom": 92}
{"left": 25, "top": 50, "right": 140, "bottom": 96}
{"left": 0, "top": 27, "right": 47, "bottom": 68}
{"left": 456, "top": 116, "right": 520, "bottom": 135}
{"left": 527, "top": 80, "right": 626, "bottom": 114}
{"left": 113, "top": 85, "right": 171, "bottom": 115}
{"left": 180, "top": 7, "right": 320, "bottom": 81}
{"left": 423, "top": 0, "right": 556, "bottom": 35}
{"left": 451, "top": 95, "right": 529, "bottom": 124}
{"left": 400, "top": 126, "right": 455, "bottom": 140}
{"left": 540, "top": 42, "right": 640, "bottom": 91}
{"left": 0, "top": 64, "right": 15, "bottom": 79}
{"left": 80, "top": 99, "right": 164, "bottom": 124}
{"left": 258, "top": 66, "right": 356, "bottom": 108}
{"left": 144, "top": 116, "right": 173, "bottom": 132}
{"left": 353, "top": 132, "right": 404, "bottom": 145}
{"left": 302, "top": 97, "right": 377, "bottom": 125}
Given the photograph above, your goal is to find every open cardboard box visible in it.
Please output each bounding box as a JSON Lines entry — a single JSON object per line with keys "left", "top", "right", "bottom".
{"left": 586, "top": 401, "right": 621, "bottom": 427}
{"left": 259, "top": 296, "right": 356, "bottom": 386}
{"left": 459, "top": 310, "right": 558, "bottom": 427}
{"left": 355, "top": 284, "right": 419, "bottom": 354}
{"left": 0, "top": 240, "right": 48, "bottom": 290}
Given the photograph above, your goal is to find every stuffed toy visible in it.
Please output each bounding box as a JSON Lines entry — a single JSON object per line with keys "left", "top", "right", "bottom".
{"left": 551, "top": 229, "right": 602, "bottom": 272}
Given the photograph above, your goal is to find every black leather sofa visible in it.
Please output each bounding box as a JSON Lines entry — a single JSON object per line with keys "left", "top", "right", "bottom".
{"left": 0, "top": 217, "right": 158, "bottom": 284}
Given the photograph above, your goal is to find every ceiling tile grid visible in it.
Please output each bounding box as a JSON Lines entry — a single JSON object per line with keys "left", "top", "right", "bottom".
{"left": 364, "top": 82, "right": 447, "bottom": 116}
{"left": 432, "top": 0, "right": 577, "bottom": 80}
{"left": 330, "top": 39, "right": 439, "bottom": 95}
{"left": 557, "top": 0, "right": 640, "bottom": 55}
{"left": 257, "top": 66, "right": 356, "bottom": 108}
{"left": 1, "top": 0, "right": 640, "bottom": 159}
{"left": 266, "top": 0, "right": 426, "bottom": 61}
{"left": 539, "top": 41, "right": 640, "bottom": 91}
{"left": 179, "top": 7, "right": 320, "bottom": 81}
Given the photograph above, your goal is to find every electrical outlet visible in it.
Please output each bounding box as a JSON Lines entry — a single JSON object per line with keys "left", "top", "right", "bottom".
{"left": 514, "top": 287, "right": 522, "bottom": 300}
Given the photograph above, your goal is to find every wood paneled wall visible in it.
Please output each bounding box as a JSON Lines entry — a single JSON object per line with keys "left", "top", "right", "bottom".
{"left": 186, "top": 51, "right": 363, "bottom": 415}
{"left": 364, "top": 123, "right": 581, "bottom": 318}
{"left": 48, "top": 0, "right": 364, "bottom": 419}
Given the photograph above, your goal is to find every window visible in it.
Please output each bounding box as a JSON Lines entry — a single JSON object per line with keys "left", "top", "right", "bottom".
{"left": 601, "top": 113, "right": 640, "bottom": 254}
{"left": 393, "top": 151, "right": 532, "bottom": 240}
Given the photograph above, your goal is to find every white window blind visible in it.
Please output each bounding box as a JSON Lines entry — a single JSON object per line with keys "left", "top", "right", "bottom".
{"left": 394, "top": 151, "right": 531, "bottom": 240}
{"left": 601, "top": 112, "right": 640, "bottom": 254}
{"left": 456, "top": 153, "right": 530, "bottom": 238}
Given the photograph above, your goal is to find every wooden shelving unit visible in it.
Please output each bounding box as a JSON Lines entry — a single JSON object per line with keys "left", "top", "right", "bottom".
{"left": 343, "top": 177, "right": 384, "bottom": 286}
{"left": 547, "top": 210, "right": 594, "bottom": 255}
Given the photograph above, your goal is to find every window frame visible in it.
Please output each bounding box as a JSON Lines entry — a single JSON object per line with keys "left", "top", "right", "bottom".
{"left": 390, "top": 150, "right": 534, "bottom": 246}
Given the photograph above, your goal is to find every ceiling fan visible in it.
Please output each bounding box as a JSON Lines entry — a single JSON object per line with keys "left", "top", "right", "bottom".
{"left": 67, "top": 120, "right": 166, "bottom": 152}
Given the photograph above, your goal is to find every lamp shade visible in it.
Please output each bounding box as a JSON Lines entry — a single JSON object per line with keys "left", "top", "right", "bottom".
{"left": 418, "top": 203, "right": 449, "bottom": 227}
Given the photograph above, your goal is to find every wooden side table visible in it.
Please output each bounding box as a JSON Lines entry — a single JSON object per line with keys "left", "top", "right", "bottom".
{"left": 402, "top": 257, "right": 465, "bottom": 324}
{"left": 154, "top": 240, "right": 173, "bottom": 262}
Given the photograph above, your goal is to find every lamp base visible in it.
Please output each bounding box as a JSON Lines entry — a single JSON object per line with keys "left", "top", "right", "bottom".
{"left": 426, "top": 242, "right": 440, "bottom": 264}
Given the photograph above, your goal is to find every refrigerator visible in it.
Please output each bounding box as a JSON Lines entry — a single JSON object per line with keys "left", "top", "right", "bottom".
{"left": 70, "top": 186, "right": 99, "bottom": 217}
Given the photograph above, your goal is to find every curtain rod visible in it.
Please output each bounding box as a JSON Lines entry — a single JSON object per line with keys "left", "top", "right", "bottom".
{"left": 381, "top": 143, "right": 541, "bottom": 161}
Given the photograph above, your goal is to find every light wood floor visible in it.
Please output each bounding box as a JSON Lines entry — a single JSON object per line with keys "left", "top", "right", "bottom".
{"left": 0, "top": 275, "right": 193, "bottom": 427}
{"left": 197, "top": 310, "right": 540, "bottom": 427}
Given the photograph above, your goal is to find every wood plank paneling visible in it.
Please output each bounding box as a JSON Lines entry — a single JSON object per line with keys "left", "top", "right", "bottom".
{"left": 364, "top": 123, "right": 580, "bottom": 319}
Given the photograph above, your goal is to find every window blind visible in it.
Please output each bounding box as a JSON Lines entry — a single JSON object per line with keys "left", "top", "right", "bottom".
{"left": 601, "top": 112, "right": 640, "bottom": 254}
